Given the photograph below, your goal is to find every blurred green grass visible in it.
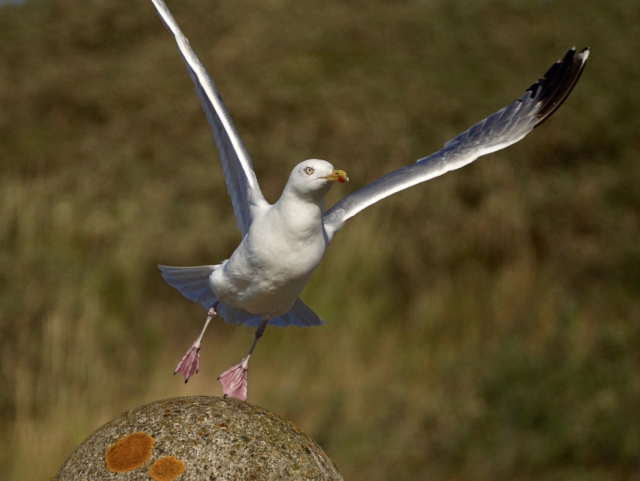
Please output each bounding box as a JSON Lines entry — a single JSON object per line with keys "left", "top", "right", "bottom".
{"left": 1, "top": 0, "right": 639, "bottom": 479}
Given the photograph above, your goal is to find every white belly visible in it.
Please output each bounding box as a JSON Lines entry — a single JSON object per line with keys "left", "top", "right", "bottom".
{"left": 209, "top": 206, "right": 327, "bottom": 319}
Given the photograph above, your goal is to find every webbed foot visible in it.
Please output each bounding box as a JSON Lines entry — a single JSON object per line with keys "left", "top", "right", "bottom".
{"left": 217, "top": 356, "right": 250, "bottom": 401}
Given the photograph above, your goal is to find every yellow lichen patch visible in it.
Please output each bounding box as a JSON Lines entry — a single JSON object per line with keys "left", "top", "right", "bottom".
{"left": 104, "top": 432, "right": 155, "bottom": 472}
{"left": 149, "top": 456, "right": 186, "bottom": 481}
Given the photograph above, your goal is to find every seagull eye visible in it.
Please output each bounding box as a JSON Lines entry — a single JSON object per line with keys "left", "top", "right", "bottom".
{"left": 304, "top": 166, "right": 315, "bottom": 175}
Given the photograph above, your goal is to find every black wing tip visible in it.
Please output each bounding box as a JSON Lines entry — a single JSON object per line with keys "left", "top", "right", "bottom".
{"left": 527, "top": 46, "right": 590, "bottom": 128}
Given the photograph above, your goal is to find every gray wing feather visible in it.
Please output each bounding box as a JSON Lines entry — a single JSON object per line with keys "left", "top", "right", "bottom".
{"left": 323, "top": 47, "right": 589, "bottom": 242}
{"left": 151, "top": 0, "right": 268, "bottom": 236}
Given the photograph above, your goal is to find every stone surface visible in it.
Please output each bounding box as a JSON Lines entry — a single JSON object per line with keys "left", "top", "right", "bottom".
{"left": 54, "top": 396, "right": 342, "bottom": 481}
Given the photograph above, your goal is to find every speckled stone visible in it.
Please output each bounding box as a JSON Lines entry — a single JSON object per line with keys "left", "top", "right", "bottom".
{"left": 53, "top": 396, "right": 343, "bottom": 481}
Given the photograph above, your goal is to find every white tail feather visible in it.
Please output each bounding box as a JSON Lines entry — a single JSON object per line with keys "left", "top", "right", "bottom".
{"left": 158, "top": 265, "right": 219, "bottom": 309}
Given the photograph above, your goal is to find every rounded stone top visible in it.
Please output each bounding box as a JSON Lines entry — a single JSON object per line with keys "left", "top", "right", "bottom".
{"left": 54, "top": 396, "right": 342, "bottom": 481}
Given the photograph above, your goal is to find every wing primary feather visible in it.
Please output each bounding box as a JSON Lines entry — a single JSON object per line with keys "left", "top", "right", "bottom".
{"left": 529, "top": 47, "right": 590, "bottom": 128}
{"left": 150, "top": 0, "right": 268, "bottom": 235}
{"left": 323, "top": 47, "right": 590, "bottom": 242}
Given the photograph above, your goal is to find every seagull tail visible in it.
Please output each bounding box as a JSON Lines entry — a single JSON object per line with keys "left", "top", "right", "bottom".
{"left": 268, "top": 298, "right": 326, "bottom": 328}
{"left": 216, "top": 298, "right": 325, "bottom": 328}
{"left": 159, "top": 265, "right": 324, "bottom": 328}
{"left": 158, "top": 264, "right": 219, "bottom": 310}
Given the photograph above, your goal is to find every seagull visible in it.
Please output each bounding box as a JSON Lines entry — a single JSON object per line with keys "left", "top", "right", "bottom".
{"left": 150, "top": 0, "right": 589, "bottom": 401}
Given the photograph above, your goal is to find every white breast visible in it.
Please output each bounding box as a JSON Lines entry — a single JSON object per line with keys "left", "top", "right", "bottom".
{"left": 209, "top": 197, "right": 327, "bottom": 318}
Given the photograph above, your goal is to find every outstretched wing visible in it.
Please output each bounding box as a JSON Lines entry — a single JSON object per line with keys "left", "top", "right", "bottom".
{"left": 151, "top": 0, "right": 269, "bottom": 236}
{"left": 323, "top": 47, "right": 589, "bottom": 242}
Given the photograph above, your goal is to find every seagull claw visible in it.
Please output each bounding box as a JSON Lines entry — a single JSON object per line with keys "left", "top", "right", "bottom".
{"left": 174, "top": 341, "right": 201, "bottom": 382}
{"left": 218, "top": 356, "right": 250, "bottom": 401}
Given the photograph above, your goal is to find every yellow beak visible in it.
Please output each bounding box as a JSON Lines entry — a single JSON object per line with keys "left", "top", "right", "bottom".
{"left": 321, "top": 169, "right": 349, "bottom": 183}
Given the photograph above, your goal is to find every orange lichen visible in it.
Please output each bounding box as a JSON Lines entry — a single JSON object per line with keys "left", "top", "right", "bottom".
{"left": 150, "top": 456, "right": 186, "bottom": 481}
{"left": 105, "top": 431, "right": 155, "bottom": 472}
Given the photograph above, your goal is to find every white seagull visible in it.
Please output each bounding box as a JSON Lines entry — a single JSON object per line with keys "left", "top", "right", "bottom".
{"left": 150, "top": 0, "right": 589, "bottom": 400}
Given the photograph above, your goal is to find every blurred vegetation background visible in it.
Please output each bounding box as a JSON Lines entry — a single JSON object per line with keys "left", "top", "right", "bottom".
{"left": 1, "top": 0, "right": 639, "bottom": 479}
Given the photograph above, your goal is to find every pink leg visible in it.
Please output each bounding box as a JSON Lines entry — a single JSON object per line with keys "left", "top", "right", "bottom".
{"left": 174, "top": 304, "right": 218, "bottom": 382}
{"left": 218, "top": 319, "right": 269, "bottom": 401}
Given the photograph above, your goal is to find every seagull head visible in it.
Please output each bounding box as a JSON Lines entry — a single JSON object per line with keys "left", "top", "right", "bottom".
{"left": 284, "top": 159, "right": 349, "bottom": 202}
